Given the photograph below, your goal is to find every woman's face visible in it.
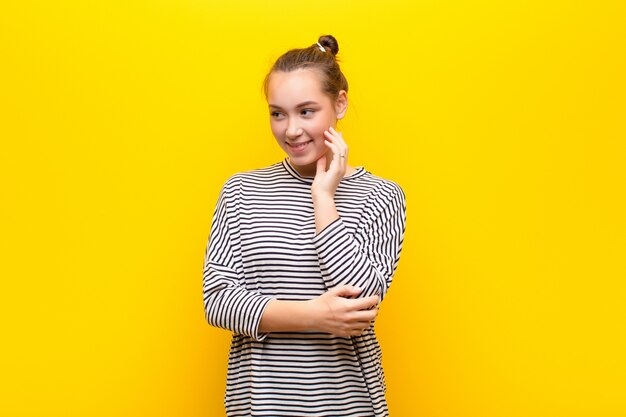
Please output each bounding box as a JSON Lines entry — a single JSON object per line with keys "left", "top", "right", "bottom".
{"left": 267, "top": 69, "right": 347, "bottom": 176}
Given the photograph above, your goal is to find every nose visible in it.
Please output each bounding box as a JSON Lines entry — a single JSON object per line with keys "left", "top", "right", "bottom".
{"left": 285, "top": 119, "right": 303, "bottom": 139}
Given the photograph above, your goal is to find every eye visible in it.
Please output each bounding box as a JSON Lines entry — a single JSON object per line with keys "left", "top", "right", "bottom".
{"left": 270, "top": 111, "right": 284, "bottom": 119}
{"left": 300, "top": 109, "right": 315, "bottom": 117}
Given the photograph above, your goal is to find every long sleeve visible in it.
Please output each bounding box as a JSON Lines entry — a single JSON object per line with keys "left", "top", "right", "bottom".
{"left": 311, "top": 182, "right": 406, "bottom": 301}
{"left": 201, "top": 162, "right": 399, "bottom": 416}
{"left": 202, "top": 177, "right": 272, "bottom": 341}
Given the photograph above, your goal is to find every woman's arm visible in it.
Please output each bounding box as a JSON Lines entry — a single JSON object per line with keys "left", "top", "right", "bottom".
{"left": 311, "top": 127, "right": 344, "bottom": 234}
{"left": 203, "top": 178, "right": 273, "bottom": 341}
{"left": 310, "top": 127, "right": 407, "bottom": 301}
{"left": 312, "top": 189, "right": 406, "bottom": 300}
{"left": 204, "top": 177, "right": 379, "bottom": 340}
{"left": 258, "top": 285, "right": 379, "bottom": 337}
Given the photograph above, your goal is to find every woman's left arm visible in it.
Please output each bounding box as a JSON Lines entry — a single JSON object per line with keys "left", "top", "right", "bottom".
{"left": 311, "top": 127, "right": 407, "bottom": 301}
{"left": 312, "top": 186, "right": 406, "bottom": 301}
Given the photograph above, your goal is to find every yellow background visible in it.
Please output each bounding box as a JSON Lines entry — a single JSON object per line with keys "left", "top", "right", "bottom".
{"left": 1, "top": 0, "right": 625, "bottom": 416}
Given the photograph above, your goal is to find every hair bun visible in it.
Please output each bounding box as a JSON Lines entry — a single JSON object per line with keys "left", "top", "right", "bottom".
{"left": 318, "top": 35, "right": 339, "bottom": 56}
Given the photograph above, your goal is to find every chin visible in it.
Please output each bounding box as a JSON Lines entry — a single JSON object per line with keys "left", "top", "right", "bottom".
{"left": 289, "top": 155, "right": 316, "bottom": 166}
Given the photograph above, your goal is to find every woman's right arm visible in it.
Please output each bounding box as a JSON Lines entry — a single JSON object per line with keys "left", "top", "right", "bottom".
{"left": 202, "top": 182, "right": 274, "bottom": 340}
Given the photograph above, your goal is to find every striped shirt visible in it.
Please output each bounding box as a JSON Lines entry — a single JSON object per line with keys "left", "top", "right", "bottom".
{"left": 203, "top": 159, "right": 406, "bottom": 416}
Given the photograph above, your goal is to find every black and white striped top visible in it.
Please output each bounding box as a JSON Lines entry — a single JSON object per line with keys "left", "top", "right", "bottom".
{"left": 203, "top": 159, "right": 406, "bottom": 417}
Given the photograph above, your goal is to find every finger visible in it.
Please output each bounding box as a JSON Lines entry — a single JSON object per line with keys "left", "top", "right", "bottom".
{"left": 316, "top": 154, "right": 327, "bottom": 174}
{"left": 324, "top": 130, "right": 345, "bottom": 155}
{"left": 331, "top": 285, "right": 363, "bottom": 298}
{"left": 328, "top": 126, "right": 346, "bottom": 146}
{"left": 328, "top": 127, "right": 348, "bottom": 156}
{"left": 349, "top": 326, "right": 369, "bottom": 337}
{"left": 324, "top": 138, "right": 347, "bottom": 168}
{"left": 350, "top": 310, "right": 378, "bottom": 323}
{"left": 352, "top": 321, "right": 374, "bottom": 331}
{"left": 323, "top": 139, "right": 343, "bottom": 164}
{"left": 349, "top": 295, "right": 380, "bottom": 311}
{"left": 324, "top": 128, "right": 346, "bottom": 153}
{"left": 328, "top": 126, "right": 342, "bottom": 138}
{"left": 324, "top": 128, "right": 339, "bottom": 140}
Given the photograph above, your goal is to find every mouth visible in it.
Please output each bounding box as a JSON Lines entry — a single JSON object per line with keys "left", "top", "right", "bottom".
{"left": 286, "top": 140, "right": 312, "bottom": 152}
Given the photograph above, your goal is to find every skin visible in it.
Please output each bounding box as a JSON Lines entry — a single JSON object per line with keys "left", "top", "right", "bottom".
{"left": 259, "top": 68, "right": 379, "bottom": 337}
{"left": 267, "top": 68, "right": 352, "bottom": 178}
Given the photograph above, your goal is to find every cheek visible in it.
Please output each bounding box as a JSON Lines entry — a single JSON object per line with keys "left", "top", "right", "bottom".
{"left": 306, "top": 120, "right": 329, "bottom": 140}
{"left": 269, "top": 121, "right": 283, "bottom": 140}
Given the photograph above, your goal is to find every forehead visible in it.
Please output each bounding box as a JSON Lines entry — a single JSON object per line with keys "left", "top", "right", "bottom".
{"left": 267, "top": 69, "right": 330, "bottom": 106}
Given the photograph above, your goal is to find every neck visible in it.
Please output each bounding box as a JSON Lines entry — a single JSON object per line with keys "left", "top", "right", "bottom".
{"left": 287, "top": 157, "right": 356, "bottom": 178}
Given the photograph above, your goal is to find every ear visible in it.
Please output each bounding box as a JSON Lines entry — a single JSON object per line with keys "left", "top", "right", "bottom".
{"left": 335, "top": 90, "right": 348, "bottom": 119}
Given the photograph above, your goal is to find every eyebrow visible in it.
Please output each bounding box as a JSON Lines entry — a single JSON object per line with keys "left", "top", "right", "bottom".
{"left": 268, "top": 101, "right": 319, "bottom": 109}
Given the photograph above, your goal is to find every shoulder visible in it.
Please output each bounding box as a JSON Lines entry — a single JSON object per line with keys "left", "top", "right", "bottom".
{"left": 351, "top": 170, "right": 406, "bottom": 206}
{"left": 221, "top": 161, "right": 285, "bottom": 189}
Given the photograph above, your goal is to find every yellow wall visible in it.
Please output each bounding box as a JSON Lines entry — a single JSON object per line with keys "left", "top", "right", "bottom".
{"left": 2, "top": 0, "right": 625, "bottom": 415}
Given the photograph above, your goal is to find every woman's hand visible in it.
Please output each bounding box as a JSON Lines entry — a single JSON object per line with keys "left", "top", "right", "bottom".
{"left": 307, "top": 285, "right": 379, "bottom": 337}
{"left": 311, "top": 126, "right": 348, "bottom": 201}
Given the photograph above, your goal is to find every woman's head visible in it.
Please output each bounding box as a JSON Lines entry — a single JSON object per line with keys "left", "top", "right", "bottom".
{"left": 265, "top": 35, "right": 349, "bottom": 176}
{"left": 263, "top": 35, "right": 349, "bottom": 101}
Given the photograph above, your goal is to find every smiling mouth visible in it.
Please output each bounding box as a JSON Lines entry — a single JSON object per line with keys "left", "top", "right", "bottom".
{"left": 287, "top": 140, "right": 312, "bottom": 151}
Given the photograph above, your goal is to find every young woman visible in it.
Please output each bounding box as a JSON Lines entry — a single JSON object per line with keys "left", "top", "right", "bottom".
{"left": 203, "top": 35, "right": 407, "bottom": 417}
